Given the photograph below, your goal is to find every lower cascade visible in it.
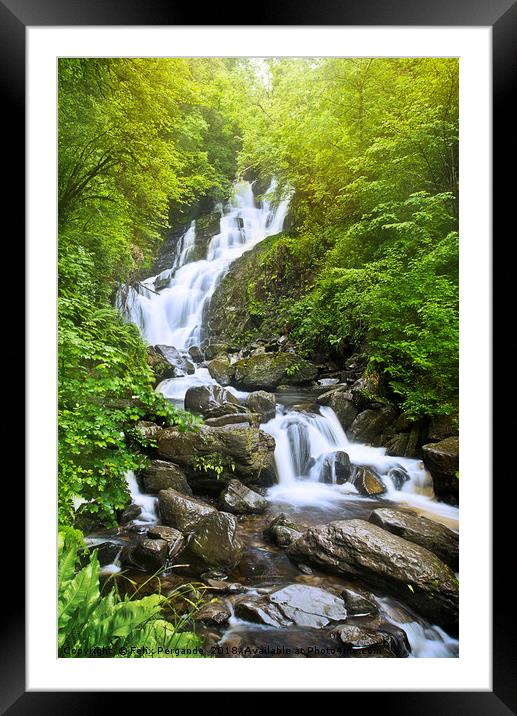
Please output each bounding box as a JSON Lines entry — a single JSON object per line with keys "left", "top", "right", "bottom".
{"left": 111, "top": 179, "right": 459, "bottom": 658}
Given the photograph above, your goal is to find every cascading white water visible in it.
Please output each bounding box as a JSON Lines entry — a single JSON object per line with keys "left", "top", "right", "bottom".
{"left": 125, "top": 470, "right": 158, "bottom": 524}
{"left": 115, "top": 178, "right": 458, "bottom": 656}
{"left": 261, "top": 405, "right": 459, "bottom": 526}
{"left": 117, "top": 180, "right": 289, "bottom": 350}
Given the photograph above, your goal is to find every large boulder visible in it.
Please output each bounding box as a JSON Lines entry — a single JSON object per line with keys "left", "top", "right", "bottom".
{"left": 353, "top": 467, "right": 386, "bottom": 496}
{"left": 349, "top": 406, "right": 398, "bottom": 445}
{"left": 269, "top": 584, "right": 348, "bottom": 628}
{"left": 140, "top": 460, "right": 192, "bottom": 495}
{"left": 369, "top": 508, "right": 459, "bottom": 570}
{"left": 157, "top": 424, "right": 276, "bottom": 486}
{"left": 233, "top": 352, "right": 318, "bottom": 391}
{"left": 184, "top": 384, "right": 241, "bottom": 415}
{"left": 422, "top": 437, "right": 459, "bottom": 504}
{"left": 188, "top": 345, "right": 204, "bottom": 363}
{"left": 218, "top": 479, "right": 268, "bottom": 514}
{"left": 203, "top": 342, "right": 230, "bottom": 361}
{"left": 287, "top": 519, "right": 459, "bottom": 632}
{"left": 158, "top": 489, "right": 216, "bottom": 532}
{"left": 317, "top": 389, "right": 358, "bottom": 430}
{"left": 247, "top": 390, "right": 276, "bottom": 422}
{"left": 206, "top": 356, "right": 235, "bottom": 386}
{"left": 155, "top": 344, "right": 195, "bottom": 376}
{"left": 182, "top": 511, "right": 243, "bottom": 573}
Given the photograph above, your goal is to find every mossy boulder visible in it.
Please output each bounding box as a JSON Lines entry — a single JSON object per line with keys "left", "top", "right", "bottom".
{"left": 233, "top": 352, "right": 318, "bottom": 391}
{"left": 157, "top": 424, "right": 276, "bottom": 485}
{"left": 206, "top": 356, "right": 235, "bottom": 386}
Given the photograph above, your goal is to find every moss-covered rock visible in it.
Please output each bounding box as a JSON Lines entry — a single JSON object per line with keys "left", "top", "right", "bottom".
{"left": 233, "top": 352, "right": 318, "bottom": 390}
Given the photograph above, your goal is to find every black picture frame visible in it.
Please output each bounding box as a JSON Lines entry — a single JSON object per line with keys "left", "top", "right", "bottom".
{"left": 5, "top": 0, "right": 508, "bottom": 710}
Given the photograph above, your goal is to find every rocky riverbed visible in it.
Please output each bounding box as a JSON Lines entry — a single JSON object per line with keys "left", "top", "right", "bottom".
{"left": 106, "top": 180, "right": 459, "bottom": 658}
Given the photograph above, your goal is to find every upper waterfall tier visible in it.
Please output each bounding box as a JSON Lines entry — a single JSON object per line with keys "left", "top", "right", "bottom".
{"left": 116, "top": 180, "right": 289, "bottom": 349}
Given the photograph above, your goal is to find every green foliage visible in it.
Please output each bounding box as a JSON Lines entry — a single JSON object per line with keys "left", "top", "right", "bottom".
{"left": 58, "top": 59, "right": 243, "bottom": 528}
{"left": 192, "top": 452, "right": 235, "bottom": 480}
{"left": 235, "top": 58, "right": 459, "bottom": 419}
{"left": 58, "top": 531, "right": 207, "bottom": 658}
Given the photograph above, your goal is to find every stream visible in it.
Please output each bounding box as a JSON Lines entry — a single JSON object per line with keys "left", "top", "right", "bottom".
{"left": 110, "top": 180, "right": 459, "bottom": 658}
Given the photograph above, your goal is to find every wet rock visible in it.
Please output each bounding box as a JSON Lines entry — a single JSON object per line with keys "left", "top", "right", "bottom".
{"left": 203, "top": 403, "right": 246, "bottom": 420}
{"left": 369, "top": 508, "right": 459, "bottom": 570}
{"left": 147, "top": 525, "right": 185, "bottom": 560}
{"left": 341, "top": 588, "right": 378, "bottom": 616}
{"left": 205, "top": 579, "right": 246, "bottom": 594}
{"left": 317, "top": 389, "right": 358, "bottom": 430}
{"left": 330, "top": 624, "right": 410, "bottom": 657}
{"left": 297, "top": 564, "right": 313, "bottom": 575}
{"left": 384, "top": 433, "right": 410, "bottom": 458}
{"left": 234, "top": 596, "right": 293, "bottom": 627}
{"left": 140, "top": 459, "right": 192, "bottom": 495}
{"left": 134, "top": 421, "right": 163, "bottom": 442}
{"left": 130, "top": 538, "right": 169, "bottom": 571}
{"left": 348, "top": 375, "right": 383, "bottom": 411}
{"left": 349, "top": 406, "right": 398, "bottom": 444}
{"left": 155, "top": 344, "right": 195, "bottom": 375}
{"left": 422, "top": 437, "right": 459, "bottom": 504}
{"left": 269, "top": 525, "right": 302, "bottom": 549}
{"left": 204, "top": 413, "right": 254, "bottom": 428}
{"left": 353, "top": 467, "right": 386, "bottom": 496}
{"left": 183, "top": 511, "right": 244, "bottom": 573}
{"left": 247, "top": 390, "right": 276, "bottom": 422}
{"left": 184, "top": 384, "right": 241, "bottom": 415}
{"left": 386, "top": 466, "right": 410, "bottom": 491}
{"left": 157, "top": 424, "right": 276, "bottom": 485}
{"left": 269, "top": 584, "right": 347, "bottom": 628}
{"left": 206, "top": 356, "right": 235, "bottom": 386}
{"left": 264, "top": 513, "right": 303, "bottom": 548}
{"left": 219, "top": 479, "right": 268, "bottom": 514}
{"left": 288, "top": 519, "right": 459, "bottom": 633}
{"left": 194, "top": 599, "right": 231, "bottom": 625}
{"left": 204, "top": 342, "right": 230, "bottom": 361}
{"left": 95, "top": 542, "right": 123, "bottom": 566}
{"left": 188, "top": 345, "right": 204, "bottom": 363}
{"left": 158, "top": 488, "right": 216, "bottom": 532}
{"left": 317, "top": 451, "right": 353, "bottom": 485}
{"left": 146, "top": 346, "right": 175, "bottom": 384}
{"left": 238, "top": 548, "right": 281, "bottom": 579}
{"left": 233, "top": 352, "right": 318, "bottom": 391}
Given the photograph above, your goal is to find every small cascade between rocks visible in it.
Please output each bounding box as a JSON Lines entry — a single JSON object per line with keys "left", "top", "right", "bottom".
{"left": 113, "top": 179, "right": 459, "bottom": 658}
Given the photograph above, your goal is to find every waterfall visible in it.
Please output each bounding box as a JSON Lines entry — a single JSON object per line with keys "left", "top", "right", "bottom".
{"left": 116, "top": 180, "right": 289, "bottom": 350}
{"left": 261, "top": 405, "right": 459, "bottom": 524}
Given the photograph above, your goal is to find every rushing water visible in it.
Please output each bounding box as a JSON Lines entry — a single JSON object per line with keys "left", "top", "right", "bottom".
{"left": 117, "top": 180, "right": 289, "bottom": 349}
{"left": 116, "top": 179, "right": 459, "bottom": 657}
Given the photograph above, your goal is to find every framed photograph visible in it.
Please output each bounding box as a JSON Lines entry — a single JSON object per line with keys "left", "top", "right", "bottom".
{"left": 5, "top": 0, "right": 506, "bottom": 707}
